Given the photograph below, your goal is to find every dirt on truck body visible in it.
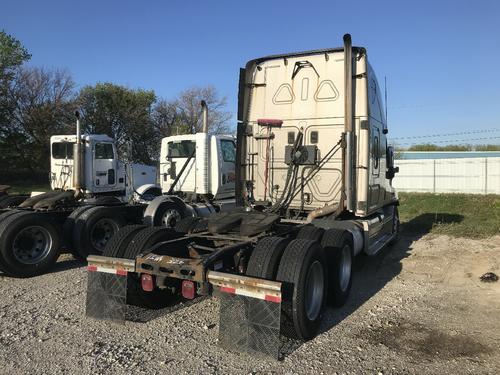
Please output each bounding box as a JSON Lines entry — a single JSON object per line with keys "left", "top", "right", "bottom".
{"left": 85, "top": 33, "right": 401, "bottom": 358}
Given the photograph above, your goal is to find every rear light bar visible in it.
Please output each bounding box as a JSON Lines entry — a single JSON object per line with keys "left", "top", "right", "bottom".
{"left": 257, "top": 119, "right": 283, "bottom": 127}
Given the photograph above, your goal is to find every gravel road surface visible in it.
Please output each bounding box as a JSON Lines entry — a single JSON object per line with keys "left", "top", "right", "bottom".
{"left": 1, "top": 233, "right": 499, "bottom": 374}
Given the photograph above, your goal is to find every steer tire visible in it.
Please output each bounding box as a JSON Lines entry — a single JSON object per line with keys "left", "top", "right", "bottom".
{"left": 276, "top": 239, "right": 327, "bottom": 340}
{"left": 103, "top": 225, "right": 147, "bottom": 258}
{"left": 72, "top": 206, "right": 126, "bottom": 260}
{"left": 144, "top": 199, "right": 186, "bottom": 228}
{"left": 322, "top": 229, "right": 354, "bottom": 307}
{"left": 0, "top": 212, "right": 61, "bottom": 277}
{"left": 246, "top": 236, "right": 289, "bottom": 279}
{"left": 297, "top": 225, "right": 325, "bottom": 242}
{"left": 123, "top": 227, "right": 183, "bottom": 309}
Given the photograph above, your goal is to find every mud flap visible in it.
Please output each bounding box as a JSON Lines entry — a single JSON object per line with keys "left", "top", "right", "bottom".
{"left": 86, "top": 270, "right": 128, "bottom": 323}
{"left": 217, "top": 291, "right": 281, "bottom": 358}
{"left": 208, "top": 271, "right": 283, "bottom": 359}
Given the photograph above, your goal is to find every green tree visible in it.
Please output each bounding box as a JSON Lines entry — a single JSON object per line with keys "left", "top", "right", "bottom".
{"left": 77, "top": 83, "right": 157, "bottom": 164}
{"left": 0, "top": 30, "right": 31, "bottom": 130}
{"left": 0, "top": 30, "right": 31, "bottom": 80}
{"left": 0, "top": 67, "right": 76, "bottom": 172}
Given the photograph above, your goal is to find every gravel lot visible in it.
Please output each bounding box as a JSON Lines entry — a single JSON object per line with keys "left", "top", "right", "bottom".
{"left": 0, "top": 233, "right": 499, "bottom": 374}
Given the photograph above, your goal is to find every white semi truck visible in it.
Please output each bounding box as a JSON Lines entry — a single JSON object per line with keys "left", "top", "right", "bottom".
{"left": 0, "top": 104, "right": 236, "bottom": 277}
{"left": 85, "top": 34, "right": 400, "bottom": 358}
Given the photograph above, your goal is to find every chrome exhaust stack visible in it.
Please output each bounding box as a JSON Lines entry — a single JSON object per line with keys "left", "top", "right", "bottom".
{"left": 201, "top": 100, "right": 208, "bottom": 133}
{"left": 73, "top": 111, "right": 84, "bottom": 194}
{"left": 343, "top": 33, "right": 355, "bottom": 212}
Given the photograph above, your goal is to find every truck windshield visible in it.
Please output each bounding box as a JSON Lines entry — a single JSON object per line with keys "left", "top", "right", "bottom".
{"left": 168, "top": 140, "right": 195, "bottom": 158}
{"left": 52, "top": 142, "right": 74, "bottom": 159}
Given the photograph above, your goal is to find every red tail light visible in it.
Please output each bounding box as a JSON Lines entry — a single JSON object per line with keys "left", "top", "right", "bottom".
{"left": 182, "top": 280, "right": 196, "bottom": 299}
{"left": 141, "top": 274, "right": 154, "bottom": 292}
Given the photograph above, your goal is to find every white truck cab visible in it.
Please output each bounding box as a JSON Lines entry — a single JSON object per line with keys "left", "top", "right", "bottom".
{"left": 159, "top": 133, "right": 236, "bottom": 200}
{"left": 50, "top": 134, "right": 157, "bottom": 195}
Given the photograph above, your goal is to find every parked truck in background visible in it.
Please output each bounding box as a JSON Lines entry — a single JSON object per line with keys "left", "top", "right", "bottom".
{"left": 85, "top": 34, "right": 400, "bottom": 358}
{"left": 0, "top": 103, "right": 236, "bottom": 277}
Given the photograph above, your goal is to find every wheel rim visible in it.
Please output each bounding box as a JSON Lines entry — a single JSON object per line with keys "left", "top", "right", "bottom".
{"left": 339, "top": 245, "right": 352, "bottom": 292}
{"left": 12, "top": 226, "right": 52, "bottom": 264}
{"left": 162, "top": 209, "right": 181, "bottom": 228}
{"left": 305, "top": 260, "right": 325, "bottom": 321}
{"left": 90, "top": 218, "right": 120, "bottom": 252}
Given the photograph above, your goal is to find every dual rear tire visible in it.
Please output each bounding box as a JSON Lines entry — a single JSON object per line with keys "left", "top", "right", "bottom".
{"left": 246, "top": 227, "right": 354, "bottom": 340}
{"left": 103, "top": 225, "right": 183, "bottom": 308}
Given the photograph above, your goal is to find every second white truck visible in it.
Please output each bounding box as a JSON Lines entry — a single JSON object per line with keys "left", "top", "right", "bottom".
{"left": 0, "top": 103, "right": 236, "bottom": 277}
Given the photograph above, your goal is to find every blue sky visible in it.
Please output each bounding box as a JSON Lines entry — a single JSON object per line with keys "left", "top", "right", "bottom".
{"left": 2, "top": 0, "right": 499, "bottom": 144}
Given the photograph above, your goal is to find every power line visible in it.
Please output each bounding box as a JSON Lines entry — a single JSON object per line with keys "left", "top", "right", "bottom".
{"left": 393, "top": 136, "right": 500, "bottom": 146}
{"left": 390, "top": 128, "right": 500, "bottom": 140}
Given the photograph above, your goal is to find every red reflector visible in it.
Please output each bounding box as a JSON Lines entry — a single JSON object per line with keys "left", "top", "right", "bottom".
{"left": 182, "top": 280, "right": 196, "bottom": 300}
{"left": 141, "top": 274, "right": 154, "bottom": 292}
{"left": 220, "top": 286, "right": 236, "bottom": 294}
{"left": 87, "top": 265, "right": 97, "bottom": 272}
{"left": 264, "top": 294, "right": 282, "bottom": 303}
{"left": 116, "top": 269, "right": 127, "bottom": 276}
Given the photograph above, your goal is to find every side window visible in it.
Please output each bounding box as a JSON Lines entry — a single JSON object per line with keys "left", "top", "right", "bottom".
{"left": 95, "top": 143, "right": 114, "bottom": 159}
{"left": 221, "top": 140, "right": 236, "bottom": 163}
{"left": 52, "top": 142, "right": 74, "bottom": 159}
{"left": 168, "top": 140, "right": 196, "bottom": 158}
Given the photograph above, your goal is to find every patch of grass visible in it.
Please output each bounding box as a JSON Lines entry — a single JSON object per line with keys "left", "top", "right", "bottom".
{"left": 7, "top": 184, "right": 50, "bottom": 195}
{"left": 398, "top": 192, "right": 500, "bottom": 239}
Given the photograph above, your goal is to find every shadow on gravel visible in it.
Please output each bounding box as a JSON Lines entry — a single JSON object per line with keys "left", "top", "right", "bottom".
{"left": 279, "top": 213, "right": 464, "bottom": 359}
{"left": 49, "top": 257, "right": 86, "bottom": 274}
{"left": 0, "top": 257, "right": 85, "bottom": 278}
{"left": 126, "top": 296, "right": 208, "bottom": 323}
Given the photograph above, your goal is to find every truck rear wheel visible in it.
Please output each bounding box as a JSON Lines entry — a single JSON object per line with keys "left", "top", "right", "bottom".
{"left": 322, "top": 229, "right": 354, "bottom": 307}
{"left": 297, "top": 225, "right": 325, "bottom": 242}
{"left": 246, "top": 236, "right": 289, "bottom": 279}
{"left": 277, "top": 239, "right": 327, "bottom": 340}
{"left": 63, "top": 205, "right": 94, "bottom": 256}
{"left": 102, "top": 225, "right": 147, "bottom": 258}
{"left": 0, "top": 209, "right": 23, "bottom": 225}
{"left": 123, "top": 227, "right": 183, "bottom": 308}
{"left": 0, "top": 212, "right": 61, "bottom": 277}
{"left": 0, "top": 195, "right": 28, "bottom": 209}
{"left": 72, "top": 206, "right": 126, "bottom": 259}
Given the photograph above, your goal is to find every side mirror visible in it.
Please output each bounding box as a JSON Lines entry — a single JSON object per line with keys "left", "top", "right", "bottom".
{"left": 385, "top": 146, "right": 399, "bottom": 180}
